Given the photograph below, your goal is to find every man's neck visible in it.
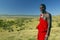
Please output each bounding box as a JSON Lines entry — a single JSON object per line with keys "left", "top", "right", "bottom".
{"left": 42, "top": 11, "right": 46, "bottom": 14}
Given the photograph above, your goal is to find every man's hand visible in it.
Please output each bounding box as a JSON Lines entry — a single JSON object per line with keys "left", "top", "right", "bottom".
{"left": 45, "top": 34, "right": 48, "bottom": 40}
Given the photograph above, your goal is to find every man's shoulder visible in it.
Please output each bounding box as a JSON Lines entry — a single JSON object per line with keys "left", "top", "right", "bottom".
{"left": 46, "top": 12, "right": 52, "bottom": 17}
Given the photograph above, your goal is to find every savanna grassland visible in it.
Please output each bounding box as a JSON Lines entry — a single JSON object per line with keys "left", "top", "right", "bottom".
{"left": 0, "top": 15, "right": 60, "bottom": 40}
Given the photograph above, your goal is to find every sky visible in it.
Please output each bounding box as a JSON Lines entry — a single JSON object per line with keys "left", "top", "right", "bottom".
{"left": 0, "top": 0, "right": 60, "bottom": 15}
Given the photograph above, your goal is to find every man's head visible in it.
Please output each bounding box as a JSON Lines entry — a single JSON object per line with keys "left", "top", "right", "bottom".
{"left": 40, "top": 4, "right": 46, "bottom": 13}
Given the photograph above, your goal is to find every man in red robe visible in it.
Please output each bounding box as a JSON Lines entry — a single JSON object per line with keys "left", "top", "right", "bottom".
{"left": 36, "top": 4, "right": 52, "bottom": 40}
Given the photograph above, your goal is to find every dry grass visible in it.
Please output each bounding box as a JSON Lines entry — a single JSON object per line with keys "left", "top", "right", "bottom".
{"left": 0, "top": 15, "right": 60, "bottom": 40}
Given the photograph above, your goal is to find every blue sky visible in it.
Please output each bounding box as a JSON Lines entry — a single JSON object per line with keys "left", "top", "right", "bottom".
{"left": 0, "top": 0, "right": 60, "bottom": 15}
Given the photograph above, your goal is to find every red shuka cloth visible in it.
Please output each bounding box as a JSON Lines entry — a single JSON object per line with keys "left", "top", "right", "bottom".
{"left": 37, "top": 14, "right": 48, "bottom": 40}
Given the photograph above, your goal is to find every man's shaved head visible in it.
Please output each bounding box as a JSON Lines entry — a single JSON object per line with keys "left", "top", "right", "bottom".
{"left": 40, "top": 4, "right": 46, "bottom": 9}
{"left": 40, "top": 4, "right": 46, "bottom": 13}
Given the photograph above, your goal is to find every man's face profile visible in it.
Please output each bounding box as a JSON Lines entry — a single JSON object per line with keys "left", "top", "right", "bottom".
{"left": 40, "top": 6, "right": 45, "bottom": 12}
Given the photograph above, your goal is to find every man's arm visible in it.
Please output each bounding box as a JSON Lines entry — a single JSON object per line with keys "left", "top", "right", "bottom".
{"left": 47, "top": 13, "right": 52, "bottom": 36}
